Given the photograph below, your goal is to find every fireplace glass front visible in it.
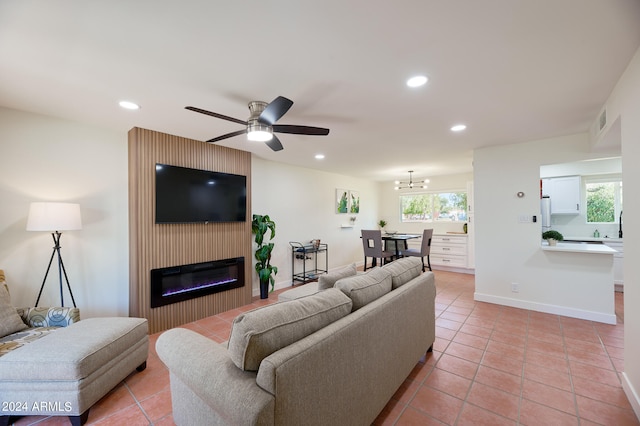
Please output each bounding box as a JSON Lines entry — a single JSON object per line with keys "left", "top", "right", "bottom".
{"left": 150, "top": 257, "right": 244, "bottom": 308}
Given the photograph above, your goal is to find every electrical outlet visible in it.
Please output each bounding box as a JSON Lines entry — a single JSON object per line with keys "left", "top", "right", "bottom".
{"left": 511, "top": 282, "right": 519, "bottom": 293}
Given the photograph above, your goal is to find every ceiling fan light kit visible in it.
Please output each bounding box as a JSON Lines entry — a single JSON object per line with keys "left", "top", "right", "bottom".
{"left": 247, "top": 121, "right": 273, "bottom": 142}
{"left": 394, "top": 170, "right": 429, "bottom": 190}
{"left": 186, "top": 96, "right": 329, "bottom": 152}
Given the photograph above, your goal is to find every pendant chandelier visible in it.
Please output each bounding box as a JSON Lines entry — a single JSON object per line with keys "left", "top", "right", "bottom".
{"left": 394, "top": 170, "right": 429, "bottom": 190}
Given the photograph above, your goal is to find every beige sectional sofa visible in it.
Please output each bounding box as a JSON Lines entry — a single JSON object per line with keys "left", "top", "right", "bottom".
{"left": 0, "top": 270, "right": 149, "bottom": 426}
{"left": 157, "top": 257, "right": 436, "bottom": 426}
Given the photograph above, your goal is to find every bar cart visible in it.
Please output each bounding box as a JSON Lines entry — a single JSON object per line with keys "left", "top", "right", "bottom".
{"left": 289, "top": 241, "right": 328, "bottom": 285}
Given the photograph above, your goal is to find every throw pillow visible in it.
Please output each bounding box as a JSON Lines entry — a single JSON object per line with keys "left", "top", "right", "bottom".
{"left": 382, "top": 257, "right": 423, "bottom": 289}
{"left": 0, "top": 284, "right": 28, "bottom": 338}
{"left": 334, "top": 267, "right": 392, "bottom": 311}
{"left": 228, "top": 288, "right": 352, "bottom": 371}
{"left": 317, "top": 263, "right": 357, "bottom": 290}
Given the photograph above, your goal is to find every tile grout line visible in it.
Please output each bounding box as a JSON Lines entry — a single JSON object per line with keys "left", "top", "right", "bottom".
{"left": 123, "top": 381, "right": 154, "bottom": 425}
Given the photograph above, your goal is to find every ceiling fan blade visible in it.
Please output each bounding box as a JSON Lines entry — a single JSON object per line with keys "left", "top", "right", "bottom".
{"left": 207, "top": 129, "right": 247, "bottom": 143}
{"left": 186, "top": 106, "right": 247, "bottom": 126}
{"left": 258, "top": 96, "right": 293, "bottom": 125}
{"left": 265, "top": 135, "right": 284, "bottom": 152}
{"left": 273, "top": 124, "right": 330, "bottom": 136}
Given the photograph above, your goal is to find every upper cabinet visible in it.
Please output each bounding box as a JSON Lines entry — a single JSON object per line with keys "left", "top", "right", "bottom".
{"left": 542, "top": 176, "right": 580, "bottom": 214}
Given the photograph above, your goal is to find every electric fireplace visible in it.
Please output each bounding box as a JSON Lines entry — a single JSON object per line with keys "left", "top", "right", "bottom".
{"left": 150, "top": 257, "right": 244, "bottom": 308}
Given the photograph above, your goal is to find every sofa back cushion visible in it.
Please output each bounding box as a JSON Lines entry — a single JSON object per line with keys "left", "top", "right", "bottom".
{"left": 0, "top": 282, "right": 28, "bottom": 338}
{"left": 382, "top": 257, "right": 423, "bottom": 289}
{"left": 335, "top": 267, "right": 392, "bottom": 311}
{"left": 228, "top": 288, "right": 352, "bottom": 371}
{"left": 317, "top": 263, "right": 357, "bottom": 290}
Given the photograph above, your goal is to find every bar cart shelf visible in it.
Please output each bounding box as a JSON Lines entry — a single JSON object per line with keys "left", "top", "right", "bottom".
{"left": 289, "top": 241, "right": 328, "bottom": 285}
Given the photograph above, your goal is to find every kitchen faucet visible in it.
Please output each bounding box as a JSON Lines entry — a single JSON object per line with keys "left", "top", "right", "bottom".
{"left": 619, "top": 210, "right": 623, "bottom": 238}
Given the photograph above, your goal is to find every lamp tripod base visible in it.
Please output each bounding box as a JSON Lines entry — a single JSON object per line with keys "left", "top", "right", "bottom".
{"left": 34, "top": 231, "right": 77, "bottom": 308}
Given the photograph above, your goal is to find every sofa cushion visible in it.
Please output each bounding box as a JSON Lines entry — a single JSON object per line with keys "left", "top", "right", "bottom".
{"left": 228, "top": 288, "right": 352, "bottom": 371}
{"left": 335, "top": 267, "right": 392, "bottom": 311}
{"left": 0, "top": 283, "right": 28, "bottom": 339}
{"left": 382, "top": 257, "right": 423, "bottom": 289}
{"left": 317, "top": 263, "right": 357, "bottom": 290}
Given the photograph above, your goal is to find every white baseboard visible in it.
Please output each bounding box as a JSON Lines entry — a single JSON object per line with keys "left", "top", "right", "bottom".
{"left": 474, "top": 293, "right": 617, "bottom": 325}
{"left": 432, "top": 265, "right": 475, "bottom": 274}
{"left": 622, "top": 372, "right": 640, "bottom": 420}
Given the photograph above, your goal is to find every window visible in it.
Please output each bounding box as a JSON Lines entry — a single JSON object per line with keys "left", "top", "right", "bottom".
{"left": 585, "top": 177, "right": 622, "bottom": 223}
{"left": 400, "top": 191, "right": 467, "bottom": 223}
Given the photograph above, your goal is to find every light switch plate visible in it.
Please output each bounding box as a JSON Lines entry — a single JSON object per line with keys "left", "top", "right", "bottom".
{"left": 518, "top": 215, "right": 531, "bottom": 223}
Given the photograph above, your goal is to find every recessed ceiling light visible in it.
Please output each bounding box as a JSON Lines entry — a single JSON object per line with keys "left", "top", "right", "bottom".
{"left": 119, "top": 101, "right": 140, "bottom": 110}
{"left": 406, "top": 75, "right": 428, "bottom": 88}
{"left": 451, "top": 124, "right": 467, "bottom": 132}
{"left": 315, "top": 154, "right": 325, "bottom": 160}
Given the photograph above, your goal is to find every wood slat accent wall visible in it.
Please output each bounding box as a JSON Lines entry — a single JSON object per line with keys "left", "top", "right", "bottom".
{"left": 128, "top": 127, "right": 252, "bottom": 334}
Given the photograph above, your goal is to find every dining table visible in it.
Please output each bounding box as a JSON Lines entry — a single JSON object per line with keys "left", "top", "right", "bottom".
{"left": 381, "top": 233, "right": 422, "bottom": 261}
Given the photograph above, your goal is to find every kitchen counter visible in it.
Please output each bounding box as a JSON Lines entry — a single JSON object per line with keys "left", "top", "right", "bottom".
{"left": 563, "top": 236, "right": 623, "bottom": 243}
{"left": 541, "top": 241, "right": 617, "bottom": 254}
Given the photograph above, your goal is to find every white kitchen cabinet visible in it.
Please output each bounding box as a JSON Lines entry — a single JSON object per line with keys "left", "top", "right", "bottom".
{"left": 543, "top": 176, "right": 581, "bottom": 214}
{"left": 605, "top": 241, "right": 624, "bottom": 291}
{"left": 466, "top": 181, "right": 475, "bottom": 269}
{"left": 431, "top": 234, "right": 472, "bottom": 272}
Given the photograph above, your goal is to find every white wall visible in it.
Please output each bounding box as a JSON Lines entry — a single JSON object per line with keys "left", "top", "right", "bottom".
{"left": 474, "top": 134, "right": 620, "bottom": 322}
{"left": 378, "top": 172, "right": 473, "bottom": 236}
{"left": 251, "top": 157, "right": 379, "bottom": 295}
{"left": 599, "top": 45, "right": 640, "bottom": 417}
{"left": 0, "top": 108, "right": 381, "bottom": 312}
{"left": 0, "top": 108, "right": 129, "bottom": 316}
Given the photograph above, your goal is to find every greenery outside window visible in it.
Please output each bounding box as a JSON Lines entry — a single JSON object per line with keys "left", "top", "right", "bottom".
{"left": 585, "top": 177, "right": 622, "bottom": 223}
{"left": 400, "top": 191, "right": 467, "bottom": 223}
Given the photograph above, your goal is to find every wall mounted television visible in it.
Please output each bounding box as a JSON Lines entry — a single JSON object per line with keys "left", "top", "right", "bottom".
{"left": 155, "top": 163, "right": 247, "bottom": 223}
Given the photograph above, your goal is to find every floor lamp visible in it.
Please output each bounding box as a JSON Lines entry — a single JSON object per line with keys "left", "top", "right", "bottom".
{"left": 26, "top": 202, "right": 82, "bottom": 307}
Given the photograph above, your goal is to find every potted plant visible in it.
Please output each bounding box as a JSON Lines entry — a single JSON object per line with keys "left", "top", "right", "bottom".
{"left": 542, "top": 230, "right": 564, "bottom": 246}
{"left": 378, "top": 219, "right": 387, "bottom": 230}
{"left": 251, "top": 214, "right": 278, "bottom": 299}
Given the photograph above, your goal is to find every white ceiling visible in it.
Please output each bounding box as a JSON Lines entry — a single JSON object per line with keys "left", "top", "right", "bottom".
{"left": 1, "top": 1, "right": 640, "bottom": 182}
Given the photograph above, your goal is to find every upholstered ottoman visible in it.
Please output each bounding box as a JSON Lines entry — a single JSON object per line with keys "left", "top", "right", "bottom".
{"left": 278, "top": 282, "right": 320, "bottom": 302}
{"left": 0, "top": 317, "right": 148, "bottom": 426}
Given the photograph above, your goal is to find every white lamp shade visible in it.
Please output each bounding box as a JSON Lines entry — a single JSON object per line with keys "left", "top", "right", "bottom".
{"left": 26, "top": 202, "right": 82, "bottom": 231}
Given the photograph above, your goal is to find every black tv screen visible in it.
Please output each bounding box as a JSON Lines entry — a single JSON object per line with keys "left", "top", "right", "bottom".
{"left": 155, "top": 163, "right": 247, "bottom": 223}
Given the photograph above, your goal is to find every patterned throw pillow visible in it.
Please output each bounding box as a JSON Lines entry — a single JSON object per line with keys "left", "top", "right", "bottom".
{"left": 0, "top": 284, "right": 28, "bottom": 338}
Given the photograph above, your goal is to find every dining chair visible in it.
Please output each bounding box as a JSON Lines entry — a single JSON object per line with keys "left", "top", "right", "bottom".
{"left": 361, "top": 230, "right": 395, "bottom": 271}
{"left": 401, "top": 229, "right": 433, "bottom": 272}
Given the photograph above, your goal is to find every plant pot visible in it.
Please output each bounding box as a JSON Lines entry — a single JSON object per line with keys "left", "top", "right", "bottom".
{"left": 547, "top": 238, "right": 557, "bottom": 246}
{"left": 259, "top": 278, "right": 269, "bottom": 299}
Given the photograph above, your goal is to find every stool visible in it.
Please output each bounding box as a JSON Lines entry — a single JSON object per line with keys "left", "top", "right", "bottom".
{"left": 0, "top": 317, "right": 148, "bottom": 426}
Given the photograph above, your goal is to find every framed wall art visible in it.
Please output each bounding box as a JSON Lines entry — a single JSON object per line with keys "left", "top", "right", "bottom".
{"left": 349, "top": 190, "right": 360, "bottom": 213}
{"left": 336, "top": 188, "right": 349, "bottom": 213}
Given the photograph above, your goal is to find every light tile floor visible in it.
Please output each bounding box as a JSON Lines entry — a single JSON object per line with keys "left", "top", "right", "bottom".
{"left": 9, "top": 271, "right": 636, "bottom": 425}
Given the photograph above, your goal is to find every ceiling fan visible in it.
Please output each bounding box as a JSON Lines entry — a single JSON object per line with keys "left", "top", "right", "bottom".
{"left": 186, "top": 96, "right": 330, "bottom": 152}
